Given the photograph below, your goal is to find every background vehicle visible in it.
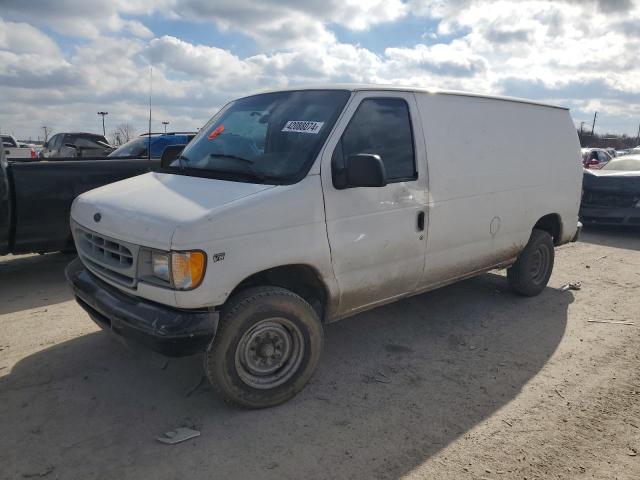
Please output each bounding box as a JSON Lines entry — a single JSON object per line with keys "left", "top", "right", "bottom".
{"left": 605, "top": 148, "right": 617, "bottom": 158}
{"left": 2, "top": 134, "right": 37, "bottom": 159}
{"left": 580, "top": 155, "right": 640, "bottom": 226}
{"left": 40, "top": 132, "right": 113, "bottom": 159}
{"left": 108, "top": 132, "right": 195, "bottom": 158}
{"left": 581, "top": 147, "right": 611, "bottom": 169}
{"left": 0, "top": 147, "right": 157, "bottom": 256}
{"left": 67, "top": 85, "right": 582, "bottom": 409}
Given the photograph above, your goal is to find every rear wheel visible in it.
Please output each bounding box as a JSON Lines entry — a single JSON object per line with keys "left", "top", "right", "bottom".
{"left": 507, "top": 229, "right": 554, "bottom": 296}
{"left": 204, "top": 286, "right": 323, "bottom": 408}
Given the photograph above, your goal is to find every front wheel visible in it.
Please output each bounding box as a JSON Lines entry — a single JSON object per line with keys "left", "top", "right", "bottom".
{"left": 507, "top": 229, "right": 555, "bottom": 296}
{"left": 204, "top": 286, "right": 323, "bottom": 408}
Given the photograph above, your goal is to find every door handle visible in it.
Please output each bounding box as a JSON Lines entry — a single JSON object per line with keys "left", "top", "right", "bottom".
{"left": 417, "top": 211, "right": 425, "bottom": 231}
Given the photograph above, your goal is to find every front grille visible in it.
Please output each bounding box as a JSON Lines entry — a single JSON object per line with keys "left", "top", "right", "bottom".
{"left": 582, "top": 190, "right": 638, "bottom": 209}
{"left": 74, "top": 224, "right": 139, "bottom": 288}
{"left": 581, "top": 216, "right": 624, "bottom": 224}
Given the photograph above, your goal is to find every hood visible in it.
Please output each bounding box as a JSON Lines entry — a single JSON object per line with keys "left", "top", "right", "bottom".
{"left": 71, "top": 172, "right": 274, "bottom": 248}
{"left": 584, "top": 169, "right": 640, "bottom": 178}
{"left": 583, "top": 168, "right": 640, "bottom": 194}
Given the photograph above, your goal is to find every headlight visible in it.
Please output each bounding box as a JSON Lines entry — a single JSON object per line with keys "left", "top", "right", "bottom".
{"left": 148, "top": 250, "right": 206, "bottom": 290}
{"left": 151, "top": 252, "right": 170, "bottom": 282}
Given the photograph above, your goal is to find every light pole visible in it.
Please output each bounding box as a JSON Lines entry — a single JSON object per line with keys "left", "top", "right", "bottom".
{"left": 97, "top": 111, "right": 108, "bottom": 136}
{"left": 162, "top": 121, "right": 169, "bottom": 134}
{"left": 580, "top": 122, "right": 587, "bottom": 135}
{"left": 42, "top": 126, "right": 49, "bottom": 142}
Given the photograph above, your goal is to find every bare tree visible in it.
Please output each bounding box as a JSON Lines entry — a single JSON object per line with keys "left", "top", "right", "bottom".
{"left": 110, "top": 122, "right": 135, "bottom": 146}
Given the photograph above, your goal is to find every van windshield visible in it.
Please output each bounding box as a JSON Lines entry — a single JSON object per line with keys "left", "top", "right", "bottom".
{"left": 161, "top": 90, "right": 351, "bottom": 184}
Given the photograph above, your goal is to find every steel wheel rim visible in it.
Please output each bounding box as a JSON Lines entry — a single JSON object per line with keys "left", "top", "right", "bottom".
{"left": 235, "top": 318, "right": 304, "bottom": 390}
{"left": 529, "top": 244, "right": 550, "bottom": 284}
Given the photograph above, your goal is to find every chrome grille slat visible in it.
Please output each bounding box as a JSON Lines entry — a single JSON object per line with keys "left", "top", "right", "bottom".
{"left": 73, "top": 223, "right": 139, "bottom": 289}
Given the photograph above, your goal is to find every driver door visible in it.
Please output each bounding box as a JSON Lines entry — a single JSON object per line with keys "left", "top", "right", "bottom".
{"left": 320, "top": 91, "right": 428, "bottom": 316}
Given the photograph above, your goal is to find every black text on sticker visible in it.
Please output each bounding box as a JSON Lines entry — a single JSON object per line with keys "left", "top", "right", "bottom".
{"left": 282, "top": 121, "right": 324, "bottom": 134}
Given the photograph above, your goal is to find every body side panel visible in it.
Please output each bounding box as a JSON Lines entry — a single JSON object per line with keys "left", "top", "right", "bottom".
{"left": 416, "top": 93, "right": 581, "bottom": 288}
{"left": 170, "top": 175, "right": 338, "bottom": 310}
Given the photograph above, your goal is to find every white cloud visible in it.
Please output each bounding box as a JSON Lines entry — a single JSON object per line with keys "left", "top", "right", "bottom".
{"left": 0, "top": 18, "right": 61, "bottom": 55}
{"left": 2, "top": 1, "right": 640, "bottom": 139}
{"left": 173, "top": 0, "right": 406, "bottom": 51}
{"left": 384, "top": 42, "right": 488, "bottom": 78}
{"left": 1, "top": 0, "right": 158, "bottom": 39}
{"left": 145, "top": 35, "right": 254, "bottom": 79}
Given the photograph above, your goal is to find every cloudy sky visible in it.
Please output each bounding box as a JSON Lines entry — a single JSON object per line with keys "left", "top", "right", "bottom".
{"left": 1, "top": 0, "right": 639, "bottom": 141}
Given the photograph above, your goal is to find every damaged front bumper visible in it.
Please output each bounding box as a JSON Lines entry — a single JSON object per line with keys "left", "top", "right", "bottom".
{"left": 65, "top": 258, "right": 218, "bottom": 357}
{"left": 580, "top": 206, "right": 640, "bottom": 226}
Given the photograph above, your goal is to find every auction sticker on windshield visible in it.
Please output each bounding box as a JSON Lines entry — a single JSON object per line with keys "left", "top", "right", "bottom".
{"left": 282, "top": 121, "right": 324, "bottom": 134}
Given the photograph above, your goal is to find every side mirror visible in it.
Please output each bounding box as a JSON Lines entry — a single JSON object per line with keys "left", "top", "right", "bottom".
{"left": 160, "top": 144, "right": 184, "bottom": 167}
{"left": 64, "top": 143, "right": 78, "bottom": 149}
{"left": 345, "top": 153, "right": 387, "bottom": 188}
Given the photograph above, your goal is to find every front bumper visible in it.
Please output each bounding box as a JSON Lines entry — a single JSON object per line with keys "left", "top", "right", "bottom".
{"left": 580, "top": 206, "right": 640, "bottom": 226}
{"left": 65, "top": 258, "right": 218, "bottom": 357}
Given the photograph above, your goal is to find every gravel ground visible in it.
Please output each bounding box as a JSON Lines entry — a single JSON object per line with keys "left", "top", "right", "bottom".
{"left": 0, "top": 226, "right": 638, "bottom": 480}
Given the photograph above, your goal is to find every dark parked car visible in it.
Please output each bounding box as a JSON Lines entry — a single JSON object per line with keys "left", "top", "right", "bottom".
{"left": 1, "top": 145, "right": 158, "bottom": 256}
{"left": 108, "top": 132, "right": 195, "bottom": 158}
{"left": 580, "top": 156, "right": 640, "bottom": 226}
{"left": 40, "top": 132, "right": 114, "bottom": 159}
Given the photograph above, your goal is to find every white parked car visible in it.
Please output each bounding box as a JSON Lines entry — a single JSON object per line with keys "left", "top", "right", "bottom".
{"left": 66, "top": 85, "right": 583, "bottom": 408}
{"left": 1, "top": 135, "right": 37, "bottom": 159}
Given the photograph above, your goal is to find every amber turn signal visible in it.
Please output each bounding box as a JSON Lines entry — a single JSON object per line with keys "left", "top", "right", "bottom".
{"left": 171, "top": 250, "right": 206, "bottom": 290}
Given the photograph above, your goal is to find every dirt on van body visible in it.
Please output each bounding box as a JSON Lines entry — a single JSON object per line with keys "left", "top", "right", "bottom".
{"left": 0, "top": 227, "right": 638, "bottom": 480}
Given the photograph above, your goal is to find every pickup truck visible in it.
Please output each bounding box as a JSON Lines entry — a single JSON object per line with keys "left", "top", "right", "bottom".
{"left": 40, "top": 132, "right": 114, "bottom": 159}
{"left": 2, "top": 135, "right": 37, "bottom": 160}
{"left": 0, "top": 147, "right": 157, "bottom": 256}
{"left": 66, "top": 85, "right": 583, "bottom": 409}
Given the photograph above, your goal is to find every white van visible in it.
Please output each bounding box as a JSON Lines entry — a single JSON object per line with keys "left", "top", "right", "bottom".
{"left": 66, "top": 85, "right": 582, "bottom": 408}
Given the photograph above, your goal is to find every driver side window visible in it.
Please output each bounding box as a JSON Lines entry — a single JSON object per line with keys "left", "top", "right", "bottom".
{"left": 334, "top": 98, "right": 416, "bottom": 183}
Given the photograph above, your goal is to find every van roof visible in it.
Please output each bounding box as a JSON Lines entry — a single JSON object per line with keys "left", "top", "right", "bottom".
{"left": 247, "top": 84, "right": 569, "bottom": 111}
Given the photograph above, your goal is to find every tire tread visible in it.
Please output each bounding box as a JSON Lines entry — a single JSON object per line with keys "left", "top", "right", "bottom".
{"left": 507, "top": 229, "right": 554, "bottom": 297}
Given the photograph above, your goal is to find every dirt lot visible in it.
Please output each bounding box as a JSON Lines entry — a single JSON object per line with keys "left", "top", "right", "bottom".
{"left": 0, "top": 227, "right": 638, "bottom": 480}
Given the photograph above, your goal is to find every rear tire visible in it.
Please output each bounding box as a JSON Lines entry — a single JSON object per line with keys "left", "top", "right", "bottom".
{"left": 204, "top": 286, "right": 323, "bottom": 408}
{"left": 507, "top": 229, "right": 554, "bottom": 296}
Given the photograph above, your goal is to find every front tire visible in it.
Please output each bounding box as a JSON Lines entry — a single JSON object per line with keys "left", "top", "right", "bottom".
{"left": 204, "top": 286, "right": 323, "bottom": 408}
{"left": 507, "top": 229, "right": 555, "bottom": 296}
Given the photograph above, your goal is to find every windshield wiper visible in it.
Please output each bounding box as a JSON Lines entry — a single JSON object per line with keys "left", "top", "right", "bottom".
{"left": 208, "top": 153, "right": 267, "bottom": 181}
{"left": 199, "top": 167, "right": 271, "bottom": 184}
